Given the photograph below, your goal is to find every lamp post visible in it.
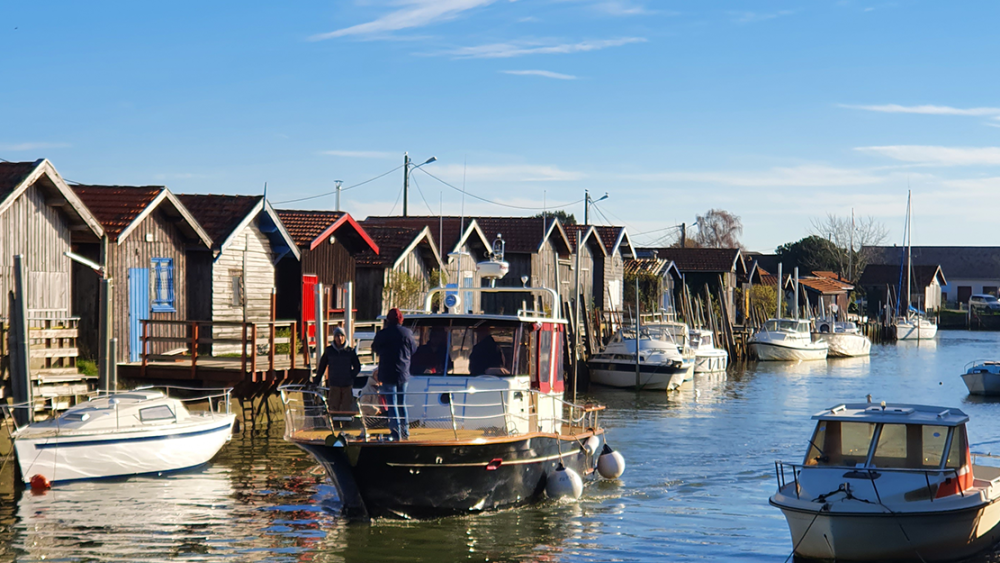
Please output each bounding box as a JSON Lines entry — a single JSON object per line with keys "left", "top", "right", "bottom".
{"left": 584, "top": 190, "right": 609, "bottom": 226}
{"left": 403, "top": 152, "right": 438, "bottom": 217}
{"left": 334, "top": 180, "right": 343, "bottom": 211}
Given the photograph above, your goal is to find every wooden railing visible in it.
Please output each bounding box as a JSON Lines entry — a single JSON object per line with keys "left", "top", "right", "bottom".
{"left": 139, "top": 319, "right": 300, "bottom": 377}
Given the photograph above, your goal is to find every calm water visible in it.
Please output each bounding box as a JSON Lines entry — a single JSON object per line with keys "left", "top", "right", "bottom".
{"left": 5, "top": 331, "right": 1000, "bottom": 562}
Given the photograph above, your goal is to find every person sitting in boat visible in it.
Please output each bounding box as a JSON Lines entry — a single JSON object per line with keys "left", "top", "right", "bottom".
{"left": 372, "top": 308, "right": 418, "bottom": 441}
{"left": 411, "top": 327, "right": 453, "bottom": 375}
{"left": 469, "top": 325, "right": 508, "bottom": 375}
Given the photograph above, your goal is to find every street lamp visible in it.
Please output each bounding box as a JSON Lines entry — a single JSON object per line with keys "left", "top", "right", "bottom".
{"left": 403, "top": 152, "right": 437, "bottom": 217}
{"left": 584, "top": 189, "right": 609, "bottom": 225}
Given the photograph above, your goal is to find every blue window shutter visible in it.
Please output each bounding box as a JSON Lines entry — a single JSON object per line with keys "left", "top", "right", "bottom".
{"left": 167, "top": 260, "right": 174, "bottom": 305}
{"left": 150, "top": 258, "right": 176, "bottom": 312}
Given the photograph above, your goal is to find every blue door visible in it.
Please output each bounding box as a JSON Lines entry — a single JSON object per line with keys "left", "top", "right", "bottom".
{"left": 129, "top": 268, "right": 150, "bottom": 362}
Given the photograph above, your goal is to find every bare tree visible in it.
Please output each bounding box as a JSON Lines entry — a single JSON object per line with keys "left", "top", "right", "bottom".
{"left": 810, "top": 213, "right": 889, "bottom": 281}
{"left": 693, "top": 209, "right": 744, "bottom": 249}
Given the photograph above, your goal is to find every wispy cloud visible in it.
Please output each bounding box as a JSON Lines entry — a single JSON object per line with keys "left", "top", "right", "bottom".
{"left": 729, "top": 10, "right": 794, "bottom": 24}
{"left": 592, "top": 1, "right": 650, "bottom": 16}
{"left": 857, "top": 145, "right": 1000, "bottom": 166}
{"left": 0, "top": 142, "right": 71, "bottom": 151}
{"left": 501, "top": 69, "right": 578, "bottom": 80}
{"left": 430, "top": 163, "right": 585, "bottom": 182}
{"left": 321, "top": 150, "right": 397, "bottom": 159}
{"left": 841, "top": 103, "right": 1000, "bottom": 116}
{"left": 627, "top": 165, "right": 884, "bottom": 187}
{"left": 446, "top": 37, "right": 646, "bottom": 59}
{"left": 309, "top": 0, "right": 496, "bottom": 41}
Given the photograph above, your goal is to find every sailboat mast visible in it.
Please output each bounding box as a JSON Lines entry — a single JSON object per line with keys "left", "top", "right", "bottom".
{"left": 906, "top": 191, "right": 912, "bottom": 315}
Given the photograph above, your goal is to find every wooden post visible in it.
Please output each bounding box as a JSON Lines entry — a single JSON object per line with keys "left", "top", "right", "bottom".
{"left": 269, "top": 321, "right": 276, "bottom": 372}
{"left": 634, "top": 275, "right": 641, "bottom": 391}
{"left": 241, "top": 323, "right": 248, "bottom": 374}
{"left": 314, "top": 283, "right": 325, "bottom": 372}
{"left": 141, "top": 320, "right": 149, "bottom": 377}
{"left": 344, "top": 281, "right": 354, "bottom": 347}
{"left": 98, "top": 278, "right": 113, "bottom": 391}
{"left": 10, "top": 255, "right": 31, "bottom": 426}
{"left": 191, "top": 322, "right": 199, "bottom": 379}
{"left": 290, "top": 321, "right": 297, "bottom": 369}
{"left": 251, "top": 323, "right": 258, "bottom": 375}
{"left": 109, "top": 338, "right": 118, "bottom": 392}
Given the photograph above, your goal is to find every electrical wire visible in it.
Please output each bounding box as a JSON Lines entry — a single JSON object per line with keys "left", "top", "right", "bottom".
{"left": 274, "top": 165, "right": 404, "bottom": 205}
{"left": 387, "top": 183, "right": 405, "bottom": 217}
{"left": 415, "top": 167, "right": 584, "bottom": 211}
{"left": 409, "top": 172, "right": 436, "bottom": 215}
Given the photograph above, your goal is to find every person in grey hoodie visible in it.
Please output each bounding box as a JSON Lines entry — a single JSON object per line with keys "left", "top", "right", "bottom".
{"left": 315, "top": 326, "right": 361, "bottom": 414}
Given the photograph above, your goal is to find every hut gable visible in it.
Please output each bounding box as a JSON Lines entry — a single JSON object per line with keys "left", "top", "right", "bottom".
{"left": 354, "top": 224, "right": 444, "bottom": 320}
{"left": 72, "top": 185, "right": 211, "bottom": 247}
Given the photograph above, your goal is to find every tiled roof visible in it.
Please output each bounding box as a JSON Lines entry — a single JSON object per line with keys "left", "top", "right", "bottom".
{"left": 71, "top": 185, "right": 164, "bottom": 242}
{"left": 591, "top": 225, "right": 632, "bottom": 256}
{"left": 176, "top": 194, "right": 261, "bottom": 248}
{"left": 796, "top": 277, "right": 853, "bottom": 294}
{"left": 473, "top": 216, "right": 568, "bottom": 254}
{"left": 356, "top": 224, "right": 428, "bottom": 268}
{"left": 362, "top": 216, "right": 485, "bottom": 255}
{"left": 563, "top": 225, "right": 607, "bottom": 255}
{"left": 275, "top": 209, "right": 378, "bottom": 254}
{"left": 858, "top": 264, "right": 946, "bottom": 288}
{"left": 624, "top": 258, "right": 680, "bottom": 279}
{"left": 0, "top": 161, "right": 40, "bottom": 205}
{"left": 637, "top": 247, "right": 741, "bottom": 273}
{"left": 865, "top": 246, "right": 1000, "bottom": 280}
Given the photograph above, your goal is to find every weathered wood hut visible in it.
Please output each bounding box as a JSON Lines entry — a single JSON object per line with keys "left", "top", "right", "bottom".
{"left": 858, "top": 263, "right": 946, "bottom": 318}
{"left": 784, "top": 273, "right": 854, "bottom": 317}
{"left": 0, "top": 160, "right": 104, "bottom": 321}
{"left": 591, "top": 226, "right": 636, "bottom": 312}
{"left": 637, "top": 247, "right": 750, "bottom": 315}
{"left": 623, "top": 257, "right": 682, "bottom": 313}
{"left": 472, "top": 217, "right": 573, "bottom": 315}
{"left": 273, "top": 210, "right": 379, "bottom": 328}
{"left": 564, "top": 225, "right": 609, "bottom": 311}
{"left": 71, "top": 185, "right": 212, "bottom": 363}
{"left": 354, "top": 224, "right": 443, "bottom": 320}
{"left": 360, "top": 216, "right": 491, "bottom": 314}
{"left": 178, "top": 194, "right": 300, "bottom": 354}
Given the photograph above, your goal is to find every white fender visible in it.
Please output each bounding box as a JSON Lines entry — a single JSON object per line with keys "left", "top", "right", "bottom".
{"left": 597, "top": 444, "right": 626, "bottom": 479}
{"left": 545, "top": 463, "right": 583, "bottom": 500}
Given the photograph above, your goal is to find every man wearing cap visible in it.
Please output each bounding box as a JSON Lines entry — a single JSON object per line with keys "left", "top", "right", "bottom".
{"left": 315, "top": 326, "right": 362, "bottom": 417}
{"left": 371, "top": 308, "right": 418, "bottom": 440}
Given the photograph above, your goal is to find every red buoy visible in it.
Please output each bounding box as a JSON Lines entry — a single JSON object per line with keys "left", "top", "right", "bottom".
{"left": 30, "top": 474, "right": 51, "bottom": 492}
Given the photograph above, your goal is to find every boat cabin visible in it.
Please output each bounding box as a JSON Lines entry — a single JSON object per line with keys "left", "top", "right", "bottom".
{"left": 761, "top": 319, "right": 811, "bottom": 335}
{"left": 800, "top": 403, "right": 973, "bottom": 499}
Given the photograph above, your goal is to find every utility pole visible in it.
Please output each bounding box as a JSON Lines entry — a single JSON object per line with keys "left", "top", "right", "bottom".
{"left": 335, "top": 180, "right": 343, "bottom": 212}
{"left": 402, "top": 152, "right": 410, "bottom": 217}
{"left": 584, "top": 189, "right": 590, "bottom": 225}
{"left": 681, "top": 223, "right": 686, "bottom": 248}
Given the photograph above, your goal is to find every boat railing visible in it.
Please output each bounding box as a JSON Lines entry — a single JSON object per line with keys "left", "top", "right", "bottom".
{"left": 0, "top": 400, "right": 32, "bottom": 433}
{"left": 774, "top": 461, "right": 964, "bottom": 501}
{"left": 279, "top": 384, "right": 334, "bottom": 439}
{"left": 130, "top": 385, "right": 234, "bottom": 415}
{"left": 965, "top": 360, "right": 1000, "bottom": 372}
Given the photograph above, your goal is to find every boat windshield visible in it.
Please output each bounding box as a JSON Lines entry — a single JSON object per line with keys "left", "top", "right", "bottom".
{"left": 410, "top": 321, "right": 518, "bottom": 376}
{"left": 763, "top": 319, "right": 809, "bottom": 333}
{"left": 804, "top": 421, "right": 965, "bottom": 469}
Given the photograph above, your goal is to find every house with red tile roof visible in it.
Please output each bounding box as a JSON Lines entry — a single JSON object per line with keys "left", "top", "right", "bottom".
{"left": 0, "top": 160, "right": 103, "bottom": 326}
{"left": 360, "top": 216, "right": 491, "bottom": 313}
{"left": 177, "top": 194, "right": 300, "bottom": 354}
{"left": 355, "top": 223, "right": 443, "bottom": 320}
{"left": 782, "top": 273, "right": 855, "bottom": 317}
{"left": 71, "top": 184, "right": 211, "bottom": 363}
{"left": 273, "top": 210, "right": 379, "bottom": 330}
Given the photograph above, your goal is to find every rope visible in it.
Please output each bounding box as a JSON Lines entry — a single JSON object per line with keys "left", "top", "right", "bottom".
{"left": 784, "top": 502, "right": 829, "bottom": 563}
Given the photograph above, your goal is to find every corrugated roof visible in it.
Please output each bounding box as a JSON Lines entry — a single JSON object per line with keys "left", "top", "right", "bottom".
{"left": 637, "top": 247, "right": 742, "bottom": 273}
{"left": 176, "top": 194, "right": 261, "bottom": 248}
{"left": 865, "top": 246, "right": 1000, "bottom": 280}
{"left": 71, "top": 185, "right": 164, "bottom": 242}
{"left": 0, "top": 161, "right": 40, "bottom": 205}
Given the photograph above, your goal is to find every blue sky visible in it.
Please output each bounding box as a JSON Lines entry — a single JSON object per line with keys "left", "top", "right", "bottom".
{"left": 3, "top": 1, "right": 999, "bottom": 252}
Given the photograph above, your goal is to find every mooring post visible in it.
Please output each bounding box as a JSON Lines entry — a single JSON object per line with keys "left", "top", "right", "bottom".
{"left": 97, "top": 277, "right": 113, "bottom": 391}
{"left": 344, "top": 282, "right": 354, "bottom": 347}
{"left": 10, "top": 255, "right": 31, "bottom": 426}
{"left": 109, "top": 338, "right": 118, "bottom": 392}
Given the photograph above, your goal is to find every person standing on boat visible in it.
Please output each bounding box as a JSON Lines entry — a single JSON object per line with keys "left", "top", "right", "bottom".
{"left": 372, "top": 308, "right": 418, "bottom": 440}
{"left": 315, "top": 326, "right": 361, "bottom": 416}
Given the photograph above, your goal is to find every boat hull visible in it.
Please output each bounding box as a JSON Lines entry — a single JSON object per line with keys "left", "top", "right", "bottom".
{"left": 814, "top": 333, "right": 871, "bottom": 357}
{"left": 694, "top": 350, "right": 728, "bottom": 373}
{"left": 750, "top": 342, "right": 828, "bottom": 361}
{"left": 13, "top": 415, "right": 236, "bottom": 484}
{"left": 294, "top": 431, "right": 603, "bottom": 519}
{"left": 897, "top": 321, "right": 938, "bottom": 340}
{"left": 588, "top": 361, "right": 690, "bottom": 390}
{"left": 963, "top": 372, "right": 1000, "bottom": 395}
{"left": 772, "top": 499, "right": 1000, "bottom": 562}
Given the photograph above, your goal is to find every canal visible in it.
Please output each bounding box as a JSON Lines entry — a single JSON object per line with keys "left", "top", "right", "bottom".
{"left": 4, "top": 330, "right": 1000, "bottom": 562}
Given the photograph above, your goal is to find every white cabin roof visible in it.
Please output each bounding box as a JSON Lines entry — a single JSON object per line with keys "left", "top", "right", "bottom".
{"left": 813, "top": 402, "right": 968, "bottom": 427}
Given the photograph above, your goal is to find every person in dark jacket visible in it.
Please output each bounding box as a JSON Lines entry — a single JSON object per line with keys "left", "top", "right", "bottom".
{"left": 315, "top": 326, "right": 361, "bottom": 415}
{"left": 469, "top": 325, "right": 507, "bottom": 375}
{"left": 372, "top": 308, "right": 418, "bottom": 440}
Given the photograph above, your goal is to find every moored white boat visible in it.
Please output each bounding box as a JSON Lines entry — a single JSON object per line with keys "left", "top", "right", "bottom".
{"left": 749, "top": 319, "right": 828, "bottom": 361}
{"left": 812, "top": 319, "right": 871, "bottom": 357}
{"left": 896, "top": 315, "right": 938, "bottom": 340}
{"left": 643, "top": 320, "right": 696, "bottom": 381}
{"left": 688, "top": 328, "right": 728, "bottom": 372}
{"left": 771, "top": 402, "right": 1000, "bottom": 561}
{"left": 589, "top": 327, "right": 693, "bottom": 390}
{"left": 962, "top": 360, "right": 1000, "bottom": 395}
{"left": 7, "top": 387, "right": 236, "bottom": 484}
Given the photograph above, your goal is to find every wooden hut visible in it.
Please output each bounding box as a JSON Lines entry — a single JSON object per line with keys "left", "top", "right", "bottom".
{"left": 637, "top": 247, "right": 749, "bottom": 315}
{"left": 177, "top": 194, "right": 300, "bottom": 354}
{"left": 71, "top": 185, "right": 212, "bottom": 363}
{"left": 591, "top": 226, "right": 636, "bottom": 312}
{"left": 858, "top": 263, "right": 946, "bottom": 318}
{"left": 354, "top": 224, "right": 443, "bottom": 320}
{"left": 784, "top": 273, "right": 854, "bottom": 317}
{"left": 360, "top": 216, "right": 491, "bottom": 313}
{"left": 471, "top": 217, "right": 573, "bottom": 315}
{"left": 0, "top": 160, "right": 103, "bottom": 321}
{"left": 564, "top": 225, "right": 609, "bottom": 312}
{"left": 623, "top": 257, "right": 682, "bottom": 313}
{"left": 273, "top": 210, "right": 379, "bottom": 329}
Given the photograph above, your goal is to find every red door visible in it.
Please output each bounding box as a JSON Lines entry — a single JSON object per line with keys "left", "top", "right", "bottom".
{"left": 302, "top": 275, "right": 318, "bottom": 343}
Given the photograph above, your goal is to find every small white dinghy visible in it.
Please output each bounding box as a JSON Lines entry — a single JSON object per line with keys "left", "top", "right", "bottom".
{"left": 812, "top": 319, "right": 872, "bottom": 358}
{"left": 770, "top": 401, "right": 1000, "bottom": 562}
{"left": 962, "top": 360, "right": 1000, "bottom": 396}
{"left": 688, "top": 328, "right": 728, "bottom": 372}
{"left": 7, "top": 387, "right": 236, "bottom": 485}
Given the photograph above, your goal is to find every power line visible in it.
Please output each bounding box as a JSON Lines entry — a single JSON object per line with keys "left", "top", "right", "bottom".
{"left": 415, "top": 167, "right": 584, "bottom": 211}
{"left": 387, "top": 182, "right": 405, "bottom": 217}
{"left": 409, "top": 172, "right": 435, "bottom": 215}
{"left": 274, "top": 165, "right": 404, "bottom": 205}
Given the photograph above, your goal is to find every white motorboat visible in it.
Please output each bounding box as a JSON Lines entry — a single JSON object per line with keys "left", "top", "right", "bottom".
{"left": 812, "top": 318, "right": 872, "bottom": 357}
{"left": 896, "top": 315, "right": 938, "bottom": 340}
{"left": 589, "top": 328, "right": 694, "bottom": 390}
{"left": 643, "top": 320, "right": 696, "bottom": 381}
{"left": 7, "top": 387, "right": 236, "bottom": 485}
{"left": 688, "top": 328, "right": 728, "bottom": 372}
{"left": 749, "top": 319, "right": 828, "bottom": 361}
{"left": 771, "top": 401, "right": 1000, "bottom": 561}
{"left": 962, "top": 360, "right": 1000, "bottom": 396}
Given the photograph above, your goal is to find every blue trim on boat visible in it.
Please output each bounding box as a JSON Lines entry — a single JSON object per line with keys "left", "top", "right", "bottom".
{"left": 45, "top": 462, "right": 213, "bottom": 485}
{"left": 32, "top": 421, "right": 233, "bottom": 450}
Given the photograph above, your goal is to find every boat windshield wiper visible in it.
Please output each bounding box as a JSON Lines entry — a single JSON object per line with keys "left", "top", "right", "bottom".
{"left": 809, "top": 439, "right": 829, "bottom": 463}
